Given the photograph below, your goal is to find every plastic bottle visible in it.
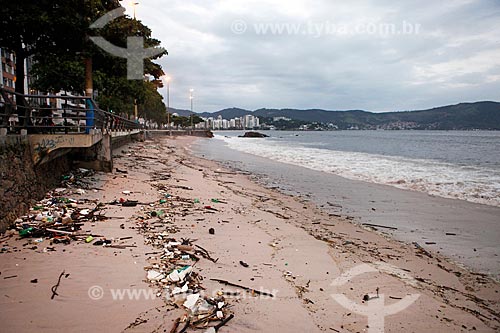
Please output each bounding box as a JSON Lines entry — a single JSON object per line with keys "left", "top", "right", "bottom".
{"left": 19, "top": 227, "right": 34, "bottom": 238}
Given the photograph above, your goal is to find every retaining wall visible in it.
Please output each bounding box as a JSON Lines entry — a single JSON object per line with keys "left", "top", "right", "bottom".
{"left": 0, "top": 135, "right": 71, "bottom": 232}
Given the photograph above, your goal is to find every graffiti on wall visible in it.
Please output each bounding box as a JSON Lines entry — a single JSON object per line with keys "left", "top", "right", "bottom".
{"left": 32, "top": 135, "right": 76, "bottom": 164}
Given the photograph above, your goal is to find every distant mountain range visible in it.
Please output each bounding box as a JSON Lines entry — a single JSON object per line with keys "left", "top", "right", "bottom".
{"left": 168, "top": 101, "right": 500, "bottom": 130}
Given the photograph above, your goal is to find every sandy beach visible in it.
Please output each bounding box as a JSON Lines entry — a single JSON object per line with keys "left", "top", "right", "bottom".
{"left": 192, "top": 133, "right": 500, "bottom": 279}
{"left": 1, "top": 136, "right": 499, "bottom": 332}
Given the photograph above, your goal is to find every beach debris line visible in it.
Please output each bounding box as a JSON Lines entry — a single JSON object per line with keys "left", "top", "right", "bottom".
{"left": 4, "top": 169, "right": 126, "bottom": 248}
{"left": 134, "top": 177, "right": 278, "bottom": 330}
{"left": 137, "top": 202, "right": 235, "bottom": 331}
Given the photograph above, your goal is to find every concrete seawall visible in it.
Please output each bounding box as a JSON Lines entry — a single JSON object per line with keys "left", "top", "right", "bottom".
{"left": 0, "top": 135, "right": 71, "bottom": 232}
{"left": 0, "top": 131, "right": 144, "bottom": 232}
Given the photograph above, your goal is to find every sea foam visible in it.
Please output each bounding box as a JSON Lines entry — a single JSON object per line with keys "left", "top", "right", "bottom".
{"left": 217, "top": 135, "right": 500, "bottom": 207}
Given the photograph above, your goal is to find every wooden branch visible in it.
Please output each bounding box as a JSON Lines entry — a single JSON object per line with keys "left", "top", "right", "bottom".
{"left": 51, "top": 270, "right": 66, "bottom": 300}
{"left": 195, "top": 244, "right": 219, "bottom": 263}
{"left": 214, "top": 314, "right": 234, "bottom": 331}
{"left": 169, "top": 317, "right": 180, "bottom": 333}
{"left": 362, "top": 223, "right": 398, "bottom": 230}
{"left": 210, "top": 279, "right": 274, "bottom": 297}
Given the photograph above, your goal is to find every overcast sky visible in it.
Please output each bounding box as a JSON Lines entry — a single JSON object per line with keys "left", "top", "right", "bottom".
{"left": 123, "top": 0, "right": 500, "bottom": 113}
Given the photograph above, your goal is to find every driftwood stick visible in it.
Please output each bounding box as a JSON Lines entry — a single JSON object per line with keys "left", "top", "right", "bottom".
{"left": 362, "top": 223, "right": 398, "bottom": 230}
{"left": 191, "top": 311, "right": 217, "bottom": 326}
{"left": 210, "top": 279, "right": 274, "bottom": 297}
{"left": 169, "top": 317, "right": 181, "bottom": 333}
{"left": 178, "top": 318, "right": 191, "bottom": 333}
{"left": 145, "top": 251, "right": 162, "bottom": 256}
{"left": 51, "top": 270, "right": 66, "bottom": 300}
{"left": 45, "top": 228, "right": 74, "bottom": 235}
{"left": 195, "top": 245, "right": 219, "bottom": 263}
{"left": 214, "top": 314, "right": 234, "bottom": 331}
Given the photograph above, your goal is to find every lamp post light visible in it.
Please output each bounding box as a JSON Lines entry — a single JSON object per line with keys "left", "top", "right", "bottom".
{"left": 189, "top": 88, "right": 194, "bottom": 132}
{"left": 130, "top": 2, "right": 139, "bottom": 19}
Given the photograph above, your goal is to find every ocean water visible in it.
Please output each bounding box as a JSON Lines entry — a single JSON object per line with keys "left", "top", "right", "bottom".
{"left": 190, "top": 130, "right": 500, "bottom": 277}
{"left": 207, "top": 131, "right": 500, "bottom": 207}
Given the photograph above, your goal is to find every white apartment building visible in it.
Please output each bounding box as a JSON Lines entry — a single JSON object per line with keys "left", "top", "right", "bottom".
{"left": 201, "top": 114, "right": 260, "bottom": 130}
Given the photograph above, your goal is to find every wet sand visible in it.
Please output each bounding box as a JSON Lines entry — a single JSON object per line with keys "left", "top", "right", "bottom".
{"left": 1, "top": 136, "right": 499, "bottom": 332}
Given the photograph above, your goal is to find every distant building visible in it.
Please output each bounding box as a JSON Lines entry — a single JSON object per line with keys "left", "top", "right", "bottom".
{"left": 1, "top": 48, "right": 36, "bottom": 94}
{"left": 243, "top": 114, "right": 260, "bottom": 129}
{"left": 200, "top": 113, "right": 261, "bottom": 130}
{"left": 1, "top": 48, "right": 16, "bottom": 92}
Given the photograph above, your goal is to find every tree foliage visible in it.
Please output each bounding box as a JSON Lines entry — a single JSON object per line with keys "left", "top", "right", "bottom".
{"left": 0, "top": 0, "right": 168, "bottom": 124}
{"left": 171, "top": 115, "right": 204, "bottom": 128}
{"left": 0, "top": 0, "right": 121, "bottom": 96}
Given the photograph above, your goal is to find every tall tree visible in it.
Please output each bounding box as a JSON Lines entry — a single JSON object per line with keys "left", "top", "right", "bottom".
{"left": 31, "top": 10, "right": 167, "bottom": 117}
{"left": 0, "top": 0, "right": 121, "bottom": 121}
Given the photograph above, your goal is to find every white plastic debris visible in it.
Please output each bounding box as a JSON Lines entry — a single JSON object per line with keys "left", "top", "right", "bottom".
{"left": 172, "top": 283, "right": 189, "bottom": 295}
{"left": 179, "top": 266, "right": 192, "bottom": 279}
{"left": 165, "top": 241, "right": 181, "bottom": 249}
{"left": 147, "top": 270, "right": 165, "bottom": 281}
{"left": 75, "top": 189, "right": 86, "bottom": 195}
{"left": 197, "top": 299, "right": 215, "bottom": 313}
{"left": 168, "top": 270, "right": 181, "bottom": 282}
{"left": 168, "top": 266, "right": 192, "bottom": 283}
{"left": 183, "top": 293, "right": 200, "bottom": 311}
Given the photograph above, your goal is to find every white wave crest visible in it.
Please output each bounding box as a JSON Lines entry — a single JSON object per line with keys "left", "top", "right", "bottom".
{"left": 217, "top": 135, "right": 500, "bottom": 207}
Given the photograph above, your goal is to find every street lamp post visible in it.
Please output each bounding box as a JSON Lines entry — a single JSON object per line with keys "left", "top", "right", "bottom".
{"left": 134, "top": 98, "right": 138, "bottom": 121}
{"left": 189, "top": 88, "right": 194, "bottom": 132}
{"left": 130, "top": 2, "right": 139, "bottom": 19}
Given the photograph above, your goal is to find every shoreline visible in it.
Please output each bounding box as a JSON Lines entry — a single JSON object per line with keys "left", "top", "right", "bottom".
{"left": 191, "top": 136, "right": 500, "bottom": 280}
{"left": 1, "top": 136, "right": 499, "bottom": 332}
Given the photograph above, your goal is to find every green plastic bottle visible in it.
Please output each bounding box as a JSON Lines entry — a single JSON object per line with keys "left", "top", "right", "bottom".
{"left": 19, "top": 228, "right": 34, "bottom": 238}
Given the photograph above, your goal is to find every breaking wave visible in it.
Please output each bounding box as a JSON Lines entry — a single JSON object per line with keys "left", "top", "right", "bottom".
{"left": 216, "top": 135, "right": 500, "bottom": 207}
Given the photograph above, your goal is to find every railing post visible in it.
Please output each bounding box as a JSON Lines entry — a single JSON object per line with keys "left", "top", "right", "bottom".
{"left": 85, "top": 99, "right": 95, "bottom": 134}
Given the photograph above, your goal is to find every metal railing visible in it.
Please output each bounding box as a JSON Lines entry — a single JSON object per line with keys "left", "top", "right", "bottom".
{"left": 0, "top": 88, "right": 142, "bottom": 134}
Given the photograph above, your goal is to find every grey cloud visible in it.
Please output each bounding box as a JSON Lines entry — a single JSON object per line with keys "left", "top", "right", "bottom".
{"left": 136, "top": 0, "right": 500, "bottom": 112}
